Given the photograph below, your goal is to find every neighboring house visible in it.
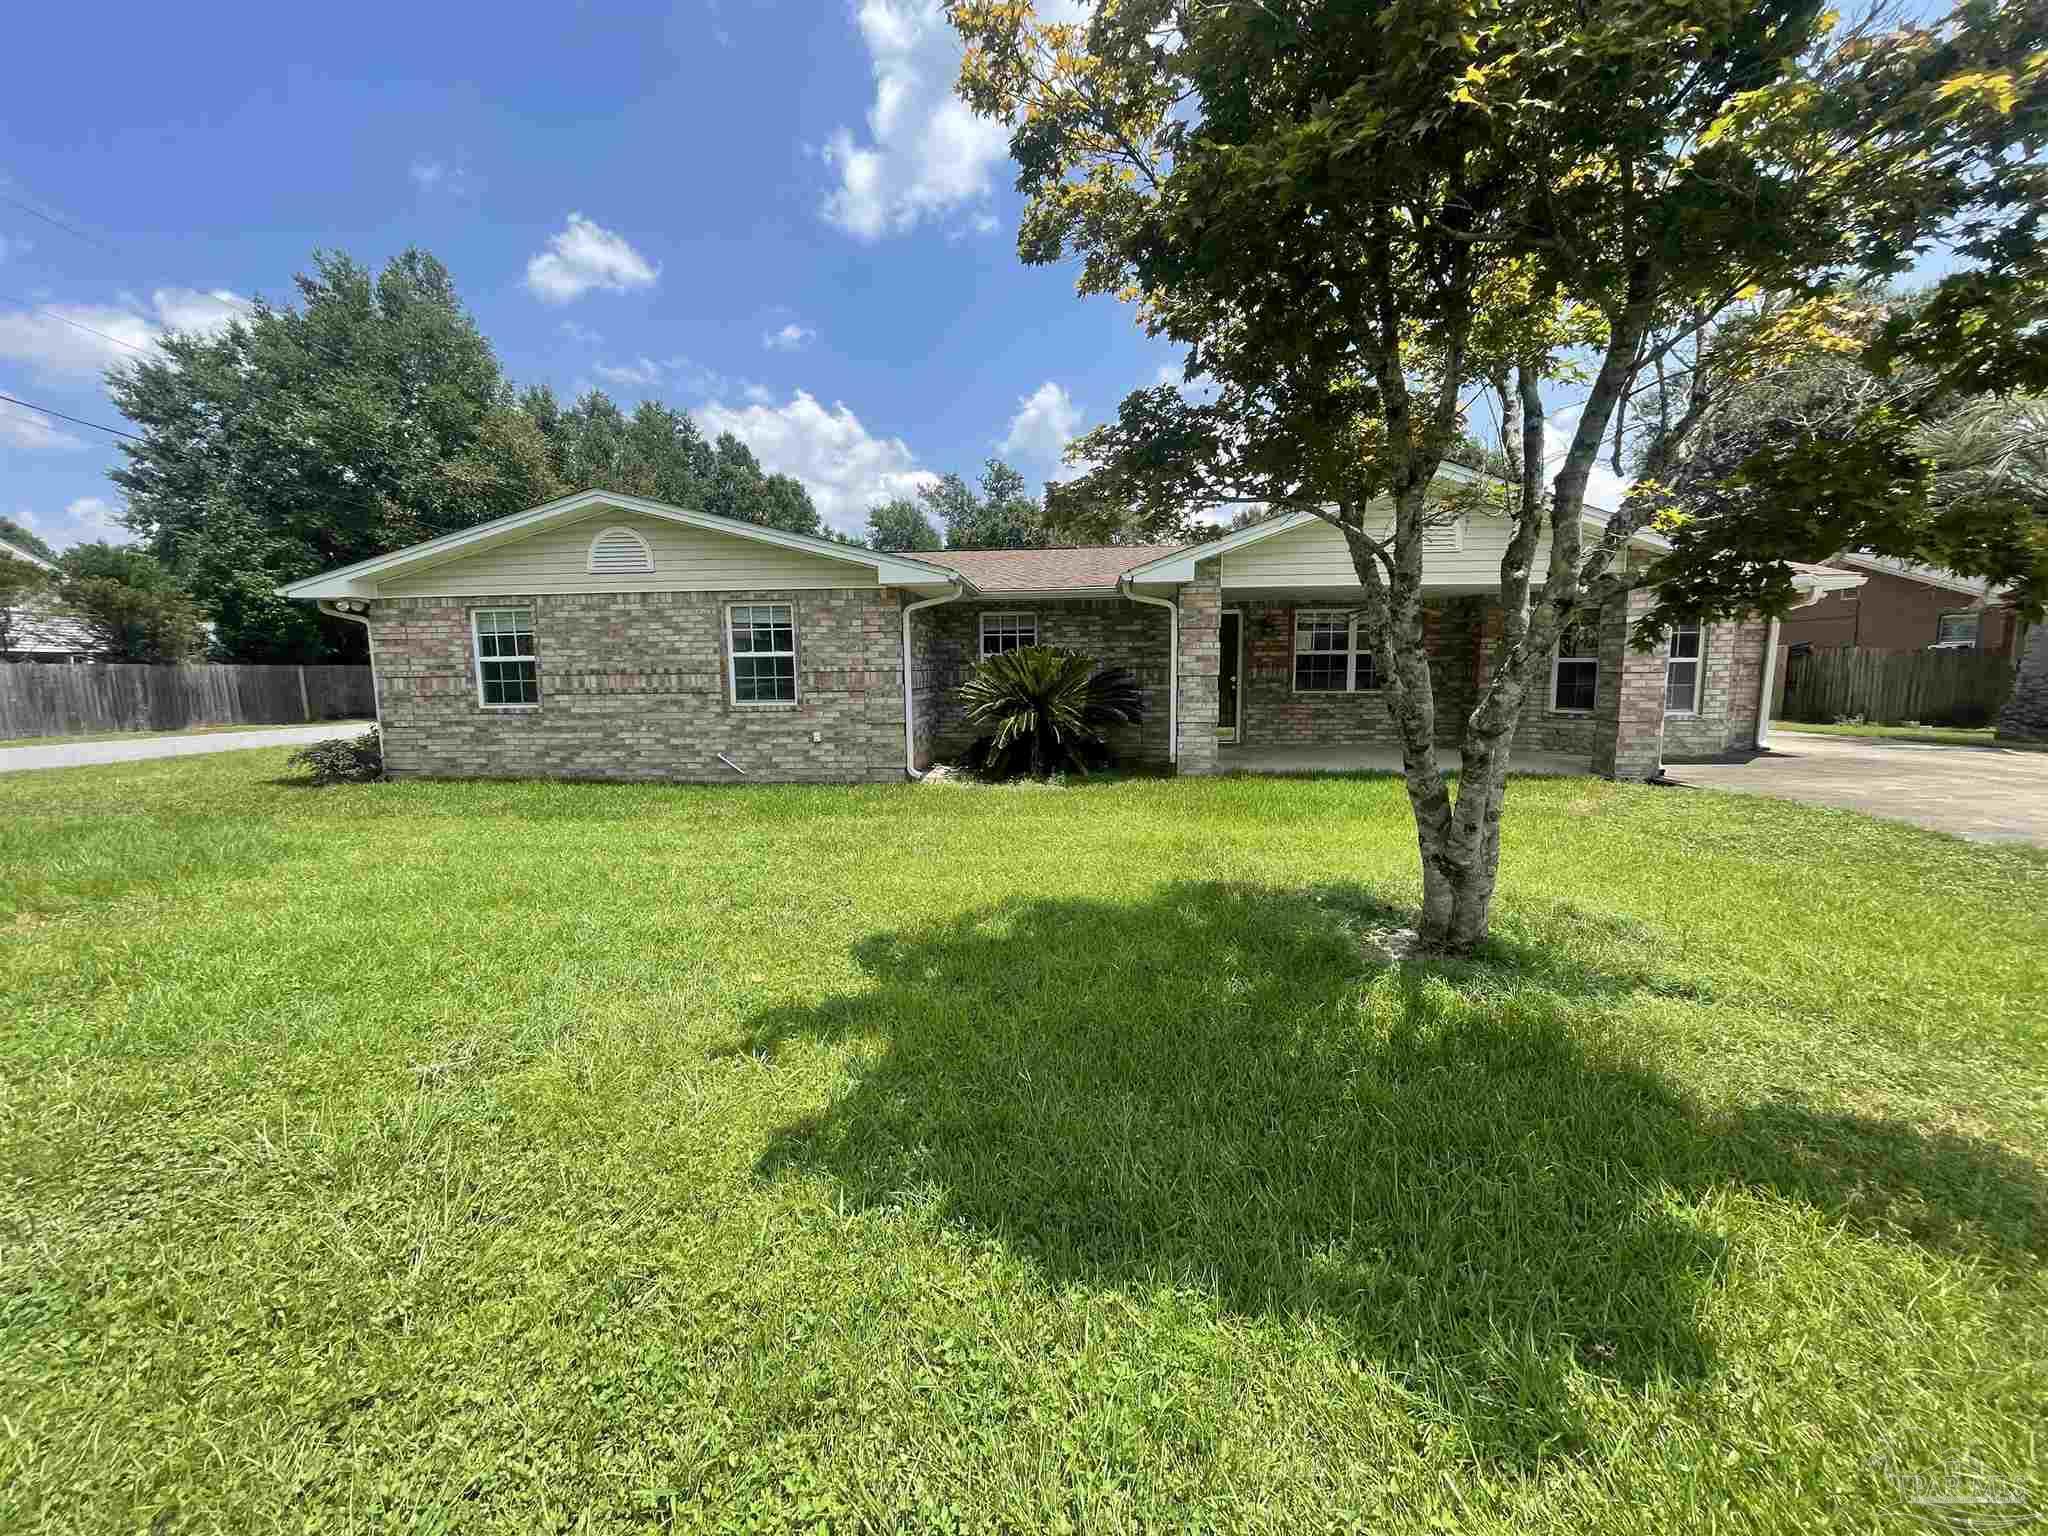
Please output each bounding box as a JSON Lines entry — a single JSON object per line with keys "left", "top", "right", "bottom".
{"left": 0, "top": 539, "right": 97, "bottom": 663}
{"left": 278, "top": 483, "right": 1864, "bottom": 784}
{"left": 1781, "top": 552, "right": 2021, "bottom": 657}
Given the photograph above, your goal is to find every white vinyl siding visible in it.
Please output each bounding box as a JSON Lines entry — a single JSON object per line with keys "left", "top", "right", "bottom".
{"left": 379, "top": 511, "right": 876, "bottom": 596}
{"left": 1222, "top": 511, "right": 1519, "bottom": 590}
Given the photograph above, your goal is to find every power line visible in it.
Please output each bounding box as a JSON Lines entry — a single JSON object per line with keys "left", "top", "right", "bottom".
{"left": 0, "top": 192, "right": 120, "bottom": 254}
{"left": 0, "top": 390, "right": 142, "bottom": 441}
{"left": 0, "top": 289, "right": 156, "bottom": 359}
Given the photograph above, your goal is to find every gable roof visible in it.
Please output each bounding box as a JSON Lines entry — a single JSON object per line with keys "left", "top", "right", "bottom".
{"left": 276, "top": 489, "right": 966, "bottom": 600}
{"left": 1825, "top": 552, "right": 2003, "bottom": 600}
{"left": 918, "top": 544, "right": 1188, "bottom": 595}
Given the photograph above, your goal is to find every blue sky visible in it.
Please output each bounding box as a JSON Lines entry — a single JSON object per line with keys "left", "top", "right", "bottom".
{"left": 1, "top": 0, "right": 1191, "bottom": 546}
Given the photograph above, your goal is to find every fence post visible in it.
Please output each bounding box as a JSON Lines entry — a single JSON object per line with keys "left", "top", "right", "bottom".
{"left": 297, "top": 665, "right": 311, "bottom": 722}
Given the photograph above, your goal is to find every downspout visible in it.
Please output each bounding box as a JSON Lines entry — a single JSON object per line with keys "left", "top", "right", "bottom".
{"left": 1760, "top": 584, "right": 1833, "bottom": 750}
{"left": 318, "top": 599, "right": 381, "bottom": 735}
{"left": 901, "top": 581, "right": 963, "bottom": 779}
{"left": 1119, "top": 578, "right": 1178, "bottom": 764}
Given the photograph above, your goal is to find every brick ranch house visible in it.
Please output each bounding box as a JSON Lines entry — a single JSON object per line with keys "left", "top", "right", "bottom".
{"left": 279, "top": 483, "right": 1866, "bottom": 783}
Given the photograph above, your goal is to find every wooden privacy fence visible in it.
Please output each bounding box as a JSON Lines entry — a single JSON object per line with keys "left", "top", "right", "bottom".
{"left": 1781, "top": 645, "right": 2013, "bottom": 728}
{"left": 0, "top": 664, "right": 373, "bottom": 739}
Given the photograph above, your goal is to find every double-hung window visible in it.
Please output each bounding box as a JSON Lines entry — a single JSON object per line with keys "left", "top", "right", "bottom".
{"left": 1294, "top": 610, "right": 1377, "bottom": 692}
{"left": 979, "top": 612, "right": 1037, "bottom": 658}
{"left": 1550, "top": 620, "right": 1599, "bottom": 713}
{"left": 728, "top": 603, "right": 797, "bottom": 705}
{"left": 473, "top": 607, "right": 539, "bottom": 707}
{"left": 1665, "top": 620, "right": 1704, "bottom": 714}
{"left": 1936, "top": 611, "right": 1981, "bottom": 648}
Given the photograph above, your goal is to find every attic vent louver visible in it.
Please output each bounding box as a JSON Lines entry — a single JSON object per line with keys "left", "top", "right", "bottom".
{"left": 588, "top": 525, "right": 655, "bottom": 575}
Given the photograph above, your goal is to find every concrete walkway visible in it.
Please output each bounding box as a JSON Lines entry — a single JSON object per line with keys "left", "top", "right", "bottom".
{"left": 0, "top": 721, "right": 372, "bottom": 775}
{"left": 1663, "top": 729, "right": 2048, "bottom": 845}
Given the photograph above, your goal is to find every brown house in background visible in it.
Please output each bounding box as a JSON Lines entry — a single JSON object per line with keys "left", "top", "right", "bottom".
{"left": 1780, "top": 553, "right": 2021, "bottom": 657}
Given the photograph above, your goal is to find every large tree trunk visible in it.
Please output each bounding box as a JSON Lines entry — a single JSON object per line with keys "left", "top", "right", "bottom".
{"left": 1996, "top": 621, "right": 2048, "bottom": 741}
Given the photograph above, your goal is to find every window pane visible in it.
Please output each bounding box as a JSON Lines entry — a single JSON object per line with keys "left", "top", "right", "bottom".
{"left": 981, "top": 614, "right": 1037, "bottom": 655}
{"left": 475, "top": 610, "right": 536, "bottom": 703}
{"left": 481, "top": 659, "right": 539, "bottom": 706}
{"left": 1297, "top": 614, "right": 1349, "bottom": 652}
{"left": 734, "top": 654, "right": 797, "bottom": 703}
{"left": 1554, "top": 658, "right": 1598, "bottom": 712}
{"left": 1295, "top": 652, "right": 1349, "bottom": 691}
{"left": 1356, "top": 651, "right": 1379, "bottom": 691}
{"left": 1666, "top": 660, "right": 1699, "bottom": 711}
{"left": 1670, "top": 622, "right": 1701, "bottom": 660}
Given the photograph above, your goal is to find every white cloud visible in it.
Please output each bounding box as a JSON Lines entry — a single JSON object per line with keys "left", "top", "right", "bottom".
{"left": 0, "top": 288, "right": 248, "bottom": 378}
{"left": 524, "top": 213, "right": 659, "bottom": 304}
{"left": 592, "top": 357, "right": 666, "bottom": 389}
{"left": 820, "top": 0, "right": 1013, "bottom": 239}
{"left": 0, "top": 399, "right": 85, "bottom": 451}
{"left": 63, "top": 496, "right": 127, "bottom": 540}
{"left": 762, "top": 322, "right": 815, "bottom": 352}
{"left": 558, "top": 320, "right": 604, "bottom": 347}
{"left": 1542, "top": 418, "right": 1633, "bottom": 513}
{"left": 152, "top": 288, "right": 250, "bottom": 338}
{"left": 1001, "top": 380, "right": 1083, "bottom": 469}
{"left": 696, "top": 389, "right": 938, "bottom": 533}
{"left": 409, "top": 153, "right": 478, "bottom": 199}
{"left": 0, "top": 234, "right": 27, "bottom": 263}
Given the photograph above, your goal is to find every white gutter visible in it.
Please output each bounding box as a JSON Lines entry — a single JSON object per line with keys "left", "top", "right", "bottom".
{"left": 1119, "top": 578, "right": 1179, "bottom": 763}
{"left": 317, "top": 599, "right": 382, "bottom": 736}
{"left": 901, "top": 582, "right": 964, "bottom": 778}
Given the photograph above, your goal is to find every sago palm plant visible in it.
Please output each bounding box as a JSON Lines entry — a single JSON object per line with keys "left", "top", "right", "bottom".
{"left": 958, "top": 645, "right": 1148, "bottom": 780}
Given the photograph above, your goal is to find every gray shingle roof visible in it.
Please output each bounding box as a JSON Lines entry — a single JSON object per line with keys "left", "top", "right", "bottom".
{"left": 916, "top": 544, "right": 1190, "bottom": 594}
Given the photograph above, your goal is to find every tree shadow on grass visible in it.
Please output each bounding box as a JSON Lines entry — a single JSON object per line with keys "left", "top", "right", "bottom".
{"left": 730, "top": 881, "right": 2045, "bottom": 1465}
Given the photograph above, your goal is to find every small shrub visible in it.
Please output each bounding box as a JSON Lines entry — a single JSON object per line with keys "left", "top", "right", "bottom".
{"left": 286, "top": 726, "right": 383, "bottom": 784}
{"left": 958, "top": 645, "right": 1146, "bottom": 781}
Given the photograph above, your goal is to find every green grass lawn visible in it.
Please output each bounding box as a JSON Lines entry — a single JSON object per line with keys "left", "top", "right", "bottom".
{"left": 1774, "top": 720, "right": 2034, "bottom": 749}
{"left": 2, "top": 753, "right": 2043, "bottom": 1533}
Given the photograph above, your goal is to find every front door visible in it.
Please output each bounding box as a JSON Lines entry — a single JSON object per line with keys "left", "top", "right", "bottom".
{"left": 1218, "top": 609, "right": 1242, "bottom": 743}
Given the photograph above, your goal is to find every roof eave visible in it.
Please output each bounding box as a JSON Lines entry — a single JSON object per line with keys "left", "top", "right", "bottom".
{"left": 275, "top": 489, "right": 965, "bottom": 599}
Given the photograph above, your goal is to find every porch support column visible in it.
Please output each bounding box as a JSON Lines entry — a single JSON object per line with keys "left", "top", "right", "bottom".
{"left": 1592, "top": 584, "right": 1667, "bottom": 779}
{"left": 1175, "top": 557, "right": 1222, "bottom": 774}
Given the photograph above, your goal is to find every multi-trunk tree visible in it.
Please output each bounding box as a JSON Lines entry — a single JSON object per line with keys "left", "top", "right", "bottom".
{"left": 952, "top": 0, "right": 2048, "bottom": 950}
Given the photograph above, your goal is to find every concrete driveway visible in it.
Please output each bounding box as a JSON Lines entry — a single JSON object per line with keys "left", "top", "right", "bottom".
{"left": 1662, "top": 730, "right": 2048, "bottom": 845}
{"left": 0, "top": 721, "right": 371, "bottom": 776}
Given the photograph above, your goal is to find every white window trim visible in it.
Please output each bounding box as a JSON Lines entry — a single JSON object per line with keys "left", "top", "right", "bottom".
{"left": 586, "top": 524, "right": 655, "bottom": 575}
{"left": 1936, "top": 609, "right": 1982, "bottom": 647}
{"left": 472, "top": 606, "right": 540, "bottom": 711}
{"left": 1549, "top": 622, "right": 1600, "bottom": 715}
{"left": 1291, "top": 609, "right": 1379, "bottom": 694}
{"left": 978, "top": 610, "right": 1039, "bottom": 658}
{"left": 726, "top": 601, "right": 799, "bottom": 709}
{"left": 1665, "top": 621, "right": 1706, "bottom": 717}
